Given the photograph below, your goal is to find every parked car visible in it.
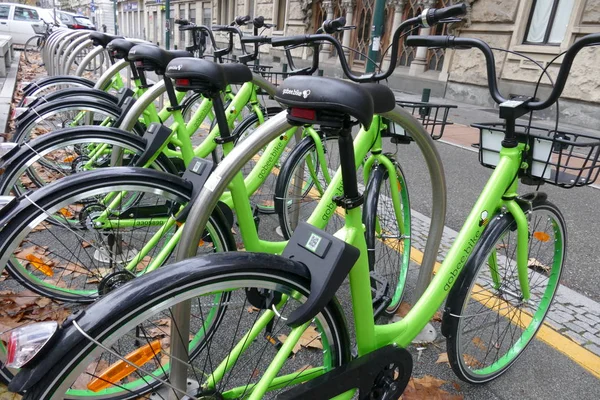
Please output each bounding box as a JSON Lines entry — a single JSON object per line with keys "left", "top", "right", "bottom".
{"left": 56, "top": 10, "right": 95, "bottom": 30}
{"left": 37, "top": 8, "right": 67, "bottom": 28}
{"left": 0, "top": 2, "right": 45, "bottom": 46}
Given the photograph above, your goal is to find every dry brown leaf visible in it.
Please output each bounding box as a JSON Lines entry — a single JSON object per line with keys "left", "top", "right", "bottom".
{"left": 463, "top": 354, "right": 482, "bottom": 368}
{"left": 278, "top": 325, "right": 323, "bottom": 355}
{"left": 528, "top": 257, "right": 551, "bottom": 273}
{"left": 401, "top": 375, "right": 464, "bottom": 400}
{"left": 81, "top": 241, "right": 92, "bottom": 248}
{"left": 61, "top": 262, "right": 92, "bottom": 277}
{"left": 431, "top": 310, "right": 443, "bottom": 322}
{"left": 395, "top": 301, "right": 412, "bottom": 318}
{"left": 35, "top": 297, "right": 53, "bottom": 308}
{"left": 471, "top": 336, "right": 487, "bottom": 351}
{"left": 247, "top": 306, "right": 260, "bottom": 314}
{"left": 435, "top": 352, "right": 449, "bottom": 364}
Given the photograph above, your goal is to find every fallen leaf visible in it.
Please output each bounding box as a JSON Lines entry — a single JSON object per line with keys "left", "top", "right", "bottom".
{"left": 528, "top": 257, "right": 550, "bottom": 273}
{"left": 247, "top": 306, "right": 260, "bottom": 314}
{"left": 472, "top": 336, "right": 487, "bottom": 351}
{"left": 278, "top": 325, "right": 323, "bottom": 354}
{"left": 431, "top": 310, "right": 443, "bottom": 322}
{"left": 395, "top": 302, "right": 412, "bottom": 318}
{"left": 463, "top": 354, "right": 482, "bottom": 368}
{"left": 435, "top": 352, "right": 449, "bottom": 364}
{"left": 81, "top": 241, "right": 92, "bottom": 248}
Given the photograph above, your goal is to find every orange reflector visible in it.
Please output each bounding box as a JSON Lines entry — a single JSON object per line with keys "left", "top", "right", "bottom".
{"left": 198, "top": 239, "right": 205, "bottom": 247}
{"left": 25, "top": 254, "right": 53, "bottom": 277}
{"left": 533, "top": 231, "right": 551, "bottom": 242}
{"left": 87, "top": 340, "right": 162, "bottom": 392}
{"left": 62, "top": 156, "right": 76, "bottom": 163}
{"left": 59, "top": 208, "right": 73, "bottom": 218}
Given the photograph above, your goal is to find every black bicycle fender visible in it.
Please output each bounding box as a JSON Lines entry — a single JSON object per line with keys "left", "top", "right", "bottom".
{"left": 9, "top": 253, "right": 310, "bottom": 393}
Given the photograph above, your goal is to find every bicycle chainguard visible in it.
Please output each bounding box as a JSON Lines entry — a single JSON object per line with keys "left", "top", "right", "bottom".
{"left": 276, "top": 344, "right": 413, "bottom": 400}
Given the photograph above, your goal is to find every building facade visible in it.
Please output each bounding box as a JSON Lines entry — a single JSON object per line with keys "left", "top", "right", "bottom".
{"left": 107, "top": 0, "right": 600, "bottom": 126}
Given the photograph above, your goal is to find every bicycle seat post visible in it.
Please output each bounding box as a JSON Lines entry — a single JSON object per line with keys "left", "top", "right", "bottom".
{"left": 331, "top": 117, "right": 363, "bottom": 211}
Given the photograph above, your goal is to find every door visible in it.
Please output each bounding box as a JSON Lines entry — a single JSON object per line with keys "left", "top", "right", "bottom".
{"left": 0, "top": 5, "right": 10, "bottom": 37}
{"left": 11, "top": 6, "right": 41, "bottom": 45}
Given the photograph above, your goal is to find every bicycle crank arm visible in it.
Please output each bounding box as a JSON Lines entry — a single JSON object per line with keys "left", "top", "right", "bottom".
{"left": 277, "top": 345, "right": 412, "bottom": 400}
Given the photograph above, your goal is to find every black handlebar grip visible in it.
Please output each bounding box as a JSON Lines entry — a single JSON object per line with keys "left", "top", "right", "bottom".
{"left": 253, "top": 16, "right": 265, "bottom": 28}
{"left": 235, "top": 15, "right": 252, "bottom": 25}
{"left": 426, "top": 3, "right": 467, "bottom": 26}
{"left": 322, "top": 16, "right": 346, "bottom": 34}
{"left": 405, "top": 35, "right": 455, "bottom": 48}
{"left": 175, "top": 19, "right": 190, "bottom": 25}
{"left": 271, "top": 35, "right": 310, "bottom": 47}
{"left": 241, "top": 36, "right": 271, "bottom": 44}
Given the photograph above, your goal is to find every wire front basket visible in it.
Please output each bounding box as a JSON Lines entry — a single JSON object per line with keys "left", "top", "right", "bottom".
{"left": 474, "top": 123, "right": 600, "bottom": 188}
{"left": 384, "top": 101, "right": 457, "bottom": 142}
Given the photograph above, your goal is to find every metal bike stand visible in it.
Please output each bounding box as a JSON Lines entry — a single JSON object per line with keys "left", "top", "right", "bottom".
{"left": 382, "top": 107, "right": 447, "bottom": 343}
{"left": 74, "top": 45, "right": 105, "bottom": 76}
{"left": 61, "top": 36, "right": 92, "bottom": 75}
{"left": 44, "top": 30, "right": 70, "bottom": 75}
{"left": 54, "top": 31, "right": 87, "bottom": 76}
{"left": 64, "top": 39, "right": 93, "bottom": 75}
{"left": 289, "top": 127, "right": 305, "bottom": 231}
{"left": 93, "top": 59, "right": 129, "bottom": 91}
{"left": 48, "top": 30, "right": 77, "bottom": 75}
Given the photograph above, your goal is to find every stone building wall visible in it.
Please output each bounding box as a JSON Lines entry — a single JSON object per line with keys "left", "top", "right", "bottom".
{"left": 446, "top": 0, "right": 600, "bottom": 126}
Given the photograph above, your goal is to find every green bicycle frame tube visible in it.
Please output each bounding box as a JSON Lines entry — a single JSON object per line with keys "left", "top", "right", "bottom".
{"left": 373, "top": 144, "right": 526, "bottom": 348}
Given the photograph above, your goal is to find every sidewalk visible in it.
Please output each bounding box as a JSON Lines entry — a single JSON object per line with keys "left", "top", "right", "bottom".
{"left": 0, "top": 51, "right": 19, "bottom": 138}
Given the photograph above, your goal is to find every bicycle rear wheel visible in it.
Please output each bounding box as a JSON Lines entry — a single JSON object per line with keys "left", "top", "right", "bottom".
{"left": 22, "top": 254, "right": 350, "bottom": 400}
{"left": 445, "top": 198, "right": 566, "bottom": 383}
{"left": 24, "top": 35, "right": 44, "bottom": 65}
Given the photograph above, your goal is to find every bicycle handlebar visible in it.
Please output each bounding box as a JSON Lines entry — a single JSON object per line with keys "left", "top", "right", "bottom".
{"left": 235, "top": 15, "right": 252, "bottom": 26}
{"left": 406, "top": 32, "right": 600, "bottom": 110}
{"left": 271, "top": 3, "right": 466, "bottom": 82}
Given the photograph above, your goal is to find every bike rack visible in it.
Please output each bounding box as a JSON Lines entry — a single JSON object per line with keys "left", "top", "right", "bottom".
{"left": 163, "top": 74, "right": 447, "bottom": 396}
{"left": 74, "top": 45, "right": 106, "bottom": 76}
{"left": 46, "top": 29, "right": 75, "bottom": 75}
{"left": 61, "top": 35, "right": 92, "bottom": 75}
{"left": 53, "top": 31, "right": 88, "bottom": 76}
{"left": 93, "top": 59, "right": 129, "bottom": 91}
{"left": 42, "top": 29, "right": 68, "bottom": 72}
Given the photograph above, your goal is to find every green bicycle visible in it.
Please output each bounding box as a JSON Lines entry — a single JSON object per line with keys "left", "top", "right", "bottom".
{"left": 9, "top": 8, "right": 600, "bottom": 399}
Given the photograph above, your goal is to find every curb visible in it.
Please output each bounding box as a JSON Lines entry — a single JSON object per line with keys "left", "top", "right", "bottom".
{"left": 0, "top": 51, "right": 20, "bottom": 138}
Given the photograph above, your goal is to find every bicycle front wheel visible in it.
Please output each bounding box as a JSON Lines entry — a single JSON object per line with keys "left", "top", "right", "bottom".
{"left": 364, "top": 161, "right": 411, "bottom": 316}
{"left": 275, "top": 133, "right": 341, "bottom": 238}
{"left": 23, "top": 254, "right": 350, "bottom": 400}
{"left": 445, "top": 197, "right": 566, "bottom": 383}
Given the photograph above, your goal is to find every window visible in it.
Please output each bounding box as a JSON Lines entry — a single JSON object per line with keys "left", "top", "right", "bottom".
{"left": 0, "top": 5, "right": 9, "bottom": 20}
{"left": 203, "top": 4, "right": 212, "bottom": 27}
{"left": 190, "top": 6, "right": 196, "bottom": 24}
{"left": 14, "top": 7, "right": 39, "bottom": 21}
{"left": 275, "top": 0, "right": 286, "bottom": 31}
{"left": 525, "top": 0, "right": 574, "bottom": 45}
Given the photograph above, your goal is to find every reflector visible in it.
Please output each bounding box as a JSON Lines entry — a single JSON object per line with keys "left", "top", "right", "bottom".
{"left": 290, "top": 108, "right": 317, "bottom": 121}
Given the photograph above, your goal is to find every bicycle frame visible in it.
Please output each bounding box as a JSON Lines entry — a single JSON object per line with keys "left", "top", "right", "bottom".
{"left": 171, "top": 107, "right": 447, "bottom": 397}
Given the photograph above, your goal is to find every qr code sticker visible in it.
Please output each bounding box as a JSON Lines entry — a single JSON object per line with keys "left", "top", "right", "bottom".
{"left": 306, "top": 233, "right": 322, "bottom": 253}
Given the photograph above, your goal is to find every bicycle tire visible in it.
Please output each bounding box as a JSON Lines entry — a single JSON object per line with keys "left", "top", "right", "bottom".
{"left": 20, "top": 254, "right": 351, "bottom": 400}
{"left": 20, "top": 76, "right": 95, "bottom": 104}
{"left": 0, "top": 126, "right": 177, "bottom": 196}
{"left": 363, "top": 161, "right": 411, "bottom": 317}
{"left": 275, "top": 133, "right": 341, "bottom": 238}
{"left": 27, "top": 87, "right": 120, "bottom": 106}
{"left": 0, "top": 167, "right": 236, "bottom": 303}
{"left": 445, "top": 196, "right": 566, "bottom": 383}
{"left": 24, "top": 35, "right": 43, "bottom": 65}
{"left": 13, "top": 98, "right": 144, "bottom": 144}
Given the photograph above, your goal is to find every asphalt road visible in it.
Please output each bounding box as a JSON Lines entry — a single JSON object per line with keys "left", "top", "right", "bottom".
{"left": 387, "top": 133, "right": 600, "bottom": 304}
